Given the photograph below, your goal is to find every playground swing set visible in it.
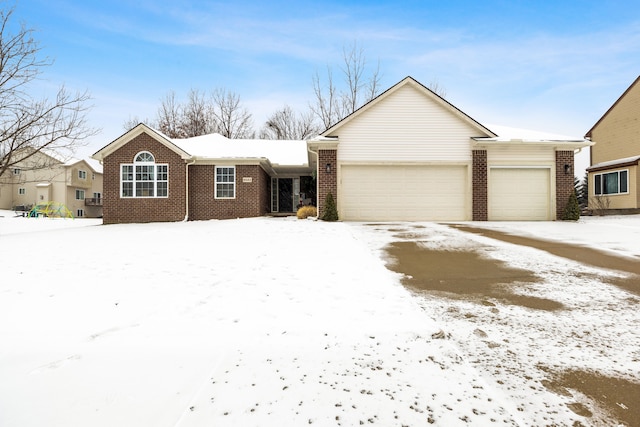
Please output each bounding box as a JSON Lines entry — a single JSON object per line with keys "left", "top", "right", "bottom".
{"left": 14, "top": 201, "right": 74, "bottom": 219}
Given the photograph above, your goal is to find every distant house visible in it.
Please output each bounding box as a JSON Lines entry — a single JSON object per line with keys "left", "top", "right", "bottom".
{"left": 93, "top": 76, "right": 590, "bottom": 224}
{"left": 585, "top": 75, "right": 640, "bottom": 213}
{"left": 0, "top": 148, "right": 103, "bottom": 218}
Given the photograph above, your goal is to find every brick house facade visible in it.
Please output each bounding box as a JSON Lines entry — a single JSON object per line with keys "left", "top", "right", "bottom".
{"left": 188, "top": 164, "right": 270, "bottom": 220}
{"left": 555, "top": 150, "right": 576, "bottom": 219}
{"left": 317, "top": 149, "right": 337, "bottom": 217}
{"left": 93, "top": 124, "right": 312, "bottom": 224}
{"left": 102, "top": 132, "right": 187, "bottom": 224}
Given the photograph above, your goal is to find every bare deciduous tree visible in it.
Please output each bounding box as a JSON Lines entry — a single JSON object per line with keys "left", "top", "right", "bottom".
{"left": 311, "top": 41, "right": 382, "bottom": 130}
{"left": 261, "top": 105, "right": 319, "bottom": 140}
{"left": 155, "top": 91, "right": 182, "bottom": 137}
{"left": 135, "top": 88, "right": 255, "bottom": 139}
{"left": 0, "top": 5, "right": 97, "bottom": 179}
{"left": 181, "top": 89, "right": 210, "bottom": 137}
{"left": 209, "top": 88, "right": 254, "bottom": 139}
{"left": 311, "top": 67, "right": 340, "bottom": 130}
{"left": 428, "top": 79, "right": 447, "bottom": 98}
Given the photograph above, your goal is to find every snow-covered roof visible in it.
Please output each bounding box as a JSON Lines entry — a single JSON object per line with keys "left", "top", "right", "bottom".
{"left": 65, "top": 157, "right": 104, "bottom": 174}
{"left": 587, "top": 155, "right": 640, "bottom": 171}
{"left": 479, "top": 124, "right": 589, "bottom": 142}
{"left": 173, "top": 133, "right": 309, "bottom": 166}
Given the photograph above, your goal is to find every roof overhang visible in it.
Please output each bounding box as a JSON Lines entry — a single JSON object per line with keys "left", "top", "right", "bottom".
{"left": 307, "top": 136, "right": 339, "bottom": 151}
{"left": 587, "top": 155, "right": 640, "bottom": 172}
{"left": 92, "top": 123, "right": 192, "bottom": 162}
{"left": 472, "top": 137, "right": 594, "bottom": 151}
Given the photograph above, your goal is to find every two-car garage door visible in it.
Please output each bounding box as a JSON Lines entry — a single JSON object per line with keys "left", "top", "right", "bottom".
{"left": 340, "top": 165, "right": 468, "bottom": 221}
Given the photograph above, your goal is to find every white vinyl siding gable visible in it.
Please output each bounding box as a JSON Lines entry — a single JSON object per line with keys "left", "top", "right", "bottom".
{"left": 332, "top": 84, "right": 484, "bottom": 163}
{"left": 487, "top": 145, "right": 556, "bottom": 164}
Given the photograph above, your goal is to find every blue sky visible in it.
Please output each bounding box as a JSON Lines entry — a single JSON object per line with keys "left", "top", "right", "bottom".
{"left": 11, "top": 0, "right": 640, "bottom": 171}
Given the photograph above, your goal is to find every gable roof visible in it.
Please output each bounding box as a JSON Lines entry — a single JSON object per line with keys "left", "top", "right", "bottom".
{"left": 92, "top": 123, "right": 309, "bottom": 167}
{"left": 92, "top": 123, "right": 191, "bottom": 161}
{"left": 585, "top": 75, "right": 640, "bottom": 138}
{"left": 320, "top": 76, "right": 497, "bottom": 138}
{"left": 65, "top": 157, "right": 104, "bottom": 174}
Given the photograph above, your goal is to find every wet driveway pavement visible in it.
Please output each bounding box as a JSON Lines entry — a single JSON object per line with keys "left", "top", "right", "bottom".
{"left": 367, "top": 222, "right": 640, "bottom": 426}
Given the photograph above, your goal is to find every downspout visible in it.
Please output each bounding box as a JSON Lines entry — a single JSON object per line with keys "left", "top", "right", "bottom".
{"left": 183, "top": 158, "right": 195, "bottom": 221}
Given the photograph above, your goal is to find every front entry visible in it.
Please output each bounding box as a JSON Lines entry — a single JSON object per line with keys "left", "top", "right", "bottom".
{"left": 271, "top": 178, "right": 300, "bottom": 213}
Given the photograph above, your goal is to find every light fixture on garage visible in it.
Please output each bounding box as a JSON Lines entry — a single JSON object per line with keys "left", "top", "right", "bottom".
{"left": 564, "top": 164, "right": 570, "bottom": 174}
{"left": 325, "top": 163, "right": 331, "bottom": 174}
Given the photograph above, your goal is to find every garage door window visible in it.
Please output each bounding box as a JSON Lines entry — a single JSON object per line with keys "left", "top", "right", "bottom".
{"left": 594, "top": 170, "right": 628, "bottom": 195}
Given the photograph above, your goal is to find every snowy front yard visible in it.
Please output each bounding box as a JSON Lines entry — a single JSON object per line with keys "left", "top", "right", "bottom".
{"left": 0, "top": 212, "right": 638, "bottom": 426}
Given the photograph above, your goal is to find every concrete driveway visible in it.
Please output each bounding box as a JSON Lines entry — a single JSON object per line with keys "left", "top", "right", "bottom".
{"left": 369, "top": 222, "right": 640, "bottom": 426}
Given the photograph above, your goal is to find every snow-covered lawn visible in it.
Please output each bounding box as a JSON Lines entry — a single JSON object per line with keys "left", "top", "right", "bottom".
{"left": 0, "top": 211, "right": 638, "bottom": 426}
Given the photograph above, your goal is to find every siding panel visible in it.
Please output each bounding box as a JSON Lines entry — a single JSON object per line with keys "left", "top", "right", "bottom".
{"left": 333, "top": 85, "right": 479, "bottom": 163}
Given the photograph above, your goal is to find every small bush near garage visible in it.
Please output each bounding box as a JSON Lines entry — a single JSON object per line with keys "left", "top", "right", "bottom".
{"left": 297, "top": 205, "right": 317, "bottom": 219}
{"left": 322, "top": 193, "right": 339, "bottom": 222}
{"left": 562, "top": 191, "right": 580, "bottom": 221}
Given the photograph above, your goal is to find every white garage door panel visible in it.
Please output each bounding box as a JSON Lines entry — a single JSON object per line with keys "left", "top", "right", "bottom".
{"left": 489, "top": 168, "right": 550, "bottom": 220}
{"left": 340, "top": 165, "right": 467, "bottom": 221}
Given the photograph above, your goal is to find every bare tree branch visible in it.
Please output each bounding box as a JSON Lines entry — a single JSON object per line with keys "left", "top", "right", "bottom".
{"left": 180, "top": 88, "right": 210, "bottom": 137}
{"left": 310, "top": 41, "right": 383, "bottom": 131}
{"left": 261, "top": 105, "right": 319, "bottom": 140}
{"left": 0, "top": 5, "right": 97, "bottom": 179}
{"left": 155, "top": 90, "right": 183, "bottom": 137}
{"left": 209, "top": 88, "right": 254, "bottom": 139}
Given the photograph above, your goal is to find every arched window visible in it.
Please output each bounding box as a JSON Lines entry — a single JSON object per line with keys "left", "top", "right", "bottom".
{"left": 135, "top": 151, "right": 155, "bottom": 162}
{"left": 120, "top": 151, "right": 168, "bottom": 198}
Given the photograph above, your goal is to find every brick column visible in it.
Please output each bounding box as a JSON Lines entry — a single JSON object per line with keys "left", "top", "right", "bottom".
{"left": 556, "top": 150, "right": 575, "bottom": 220}
{"left": 472, "top": 150, "right": 488, "bottom": 221}
{"left": 317, "top": 149, "right": 337, "bottom": 217}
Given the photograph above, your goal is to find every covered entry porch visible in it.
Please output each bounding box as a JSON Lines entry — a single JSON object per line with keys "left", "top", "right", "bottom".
{"left": 270, "top": 176, "right": 315, "bottom": 214}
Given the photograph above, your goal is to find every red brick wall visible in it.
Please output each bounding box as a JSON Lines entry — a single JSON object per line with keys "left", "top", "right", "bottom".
{"left": 556, "top": 150, "right": 575, "bottom": 220}
{"left": 103, "top": 133, "right": 186, "bottom": 224}
{"left": 472, "top": 150, "right": 488, "bottom": 221}
{"left": 188, "top": 164, "right": 269, "bottom": 220}
{"left": 317, "top": 150, "right": 337, "bottom": 216}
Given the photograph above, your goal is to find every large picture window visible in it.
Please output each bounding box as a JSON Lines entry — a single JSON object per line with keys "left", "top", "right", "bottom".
{"left": 594, "top": 170, "right": 628, "bottom": 195}
{"left": 121, "top": 152, "right": 169, "bottom": 198}
{"left": 215, "top": 166, "right": 235, "bottom": 199}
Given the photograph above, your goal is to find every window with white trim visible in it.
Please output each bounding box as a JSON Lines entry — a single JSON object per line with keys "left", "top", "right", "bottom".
{"left": 18, "top": 187, "right": 26, "bottom": 195}
{"left": 75, "top": 189, "right": 85, "bottom": 200}
{"left": 594, "top": 170, "right": 628, "bottom": 195}
{"left": 13, "top": 168, "right": 21, "bottom": 175}
{"left": 76, "top": 209, "right": 84, "bottom": 217}
{"left": 78, "top": 170, "right": 87, "bottom": 179}
{"left": 215, "top": 166, "right": 235, "bottom": 199}
{"left": 120, "top": 151, "right": 168, "bottom": 198}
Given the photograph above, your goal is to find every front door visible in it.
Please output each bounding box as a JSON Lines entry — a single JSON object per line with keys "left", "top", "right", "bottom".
{"left": 271, "top": 178, "right": 301, "bottom": 213}
{"left": 278, "top": 178, "right": 293, "bottom": 212}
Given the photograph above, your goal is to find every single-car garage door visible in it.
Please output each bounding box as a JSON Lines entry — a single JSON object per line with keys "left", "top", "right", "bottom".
{"left": 340, "top": 165, "right": 468, "bottom": 221}
{"left": 489, "top": 168, "right": 550, "bottom": 220}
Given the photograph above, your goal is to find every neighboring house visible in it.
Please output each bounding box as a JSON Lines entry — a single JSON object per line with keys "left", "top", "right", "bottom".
{"left": 0, "top": 148, "right": 104, "bottom": 218}
{"left": 93, "top": 76, "right": 590, "bottom": 224}
{"left": 585, "top": 75, "right": 640, "bottom": 213}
